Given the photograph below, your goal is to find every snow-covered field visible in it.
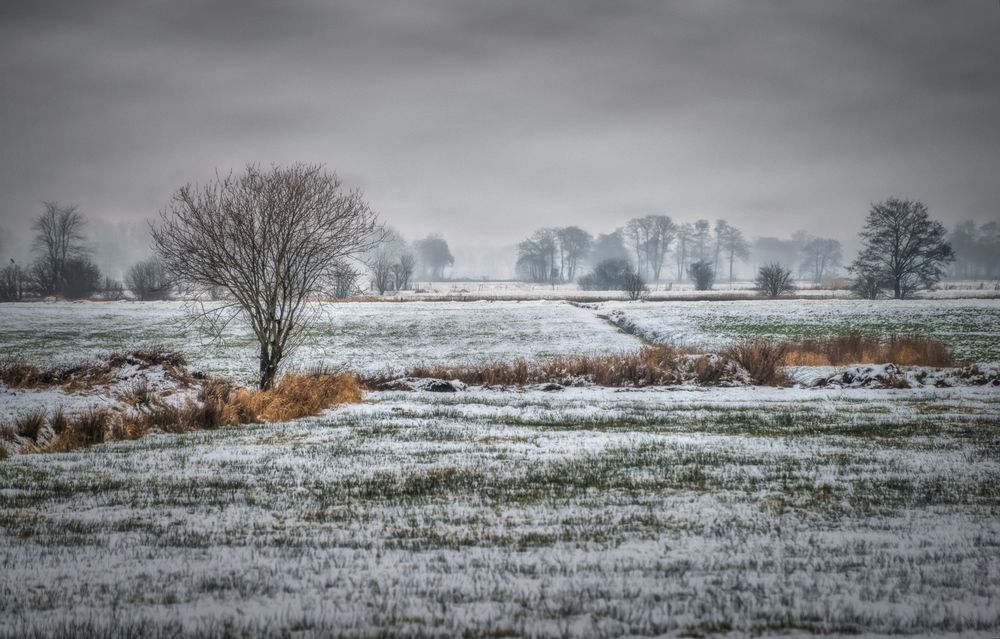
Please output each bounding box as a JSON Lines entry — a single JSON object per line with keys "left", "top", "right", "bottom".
{"left": 1, "top": 386, "right": 998, "bottom": 637}
{"left": 2, "top": 298, "right": 999, "bottom": 386}
{"left": 378, "top": 279, "right": 1000, "bottom": 301}
{"left": 596, "top": 298, "right": 1000, "bottom": 362}
{"left": 2, "top": 298, "right": 999, "bottom": 637}
{"left": 0, "top": 300, "right": 641, "bottom": 384}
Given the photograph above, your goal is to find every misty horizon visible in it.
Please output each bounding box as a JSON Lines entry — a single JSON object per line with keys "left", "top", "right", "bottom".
{"left": 2, "top": 1, "right": 999, "bottom": 277}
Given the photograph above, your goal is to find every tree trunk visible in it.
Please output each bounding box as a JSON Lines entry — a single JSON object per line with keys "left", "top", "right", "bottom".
{"left": 259, "top": 342, "right": 281, "bottom": 390}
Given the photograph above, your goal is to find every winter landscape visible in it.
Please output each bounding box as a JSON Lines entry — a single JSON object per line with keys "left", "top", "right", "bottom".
{"left": 3, "top": 2, "right": 1000, "bottom": 638}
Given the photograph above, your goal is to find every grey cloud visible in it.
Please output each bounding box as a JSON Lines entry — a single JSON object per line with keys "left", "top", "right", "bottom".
{"left": 1, "top": 0, "right": 998, "bottom": 267}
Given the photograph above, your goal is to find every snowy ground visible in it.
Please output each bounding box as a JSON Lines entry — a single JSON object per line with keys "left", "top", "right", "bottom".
{"left": 0, "top": 300, "right": 640, "bottom": 384}
{"left": 2, "top": 298, "right": 999, "bottom": 637}
{"left": 2, "top": 298, "right": 998, "bottom": 386}
{"left": 595, "top": 298, "right": 1000, "bottom": 362}
{"left": 1, "top": 386, "right": 998, "bottom": 637}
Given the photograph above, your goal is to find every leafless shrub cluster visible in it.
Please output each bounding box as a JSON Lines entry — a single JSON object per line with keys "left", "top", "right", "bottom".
{"left": 125, "top": 257, "right": 172, "bottom": 300}
{"left": 754, "top": 262, "right": 795, "bottom": 297}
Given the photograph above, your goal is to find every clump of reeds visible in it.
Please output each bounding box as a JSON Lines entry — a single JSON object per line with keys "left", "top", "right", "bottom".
{"left": 722, "top": 339, "right": 791, "bottom": 386}
{"left": 783, "top": 333, "right": 955, "bottom": 367}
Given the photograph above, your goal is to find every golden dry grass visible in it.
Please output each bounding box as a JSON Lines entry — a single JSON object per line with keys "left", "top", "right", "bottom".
{"left": 377, "top": 345, "right": 695, "bottom": 388}
{"left": 722, "top": 339, "right": 791, "bottom": 386}
{"left": 783, "top": 334, "right": 955, "bottom": 367}
{"left": 227, "top": 373, "right": 363, "bottom": 422}
{"left": 1, "top": 371, "right": 363, "bottom": 458}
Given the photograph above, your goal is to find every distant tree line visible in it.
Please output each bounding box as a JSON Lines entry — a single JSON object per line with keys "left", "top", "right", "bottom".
{"left": 513, "top": 198, "right": 985, "bottom": 299}
{"left": 1, "top": 193, "right": 992, "bottom": 304}
{"left": 0, "top": 201, "right": 460, "bottom": 302}
{"left": 515, "top": 215, "right": 835, "bottom": 293}
{"left": 948, "top": 220, "right": 1000, "bottom": 280}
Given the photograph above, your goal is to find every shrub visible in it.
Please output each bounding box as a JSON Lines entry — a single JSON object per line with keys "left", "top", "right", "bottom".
{"left": 688, "top": 260, "right": 715, "bottom": 291}
{"left": 14, "top": 409, "right": 47, "bottom": 442}
{"left": 0, "top": 263, "right": 27, "bottom": 302}
{"left": 48, "top": 407, "right": 69, "bottom": 435}
{"left": 723, "top": 339, "right": 790, "bottom": 386}
{"left": 45, "top": 409, "right": 113, "bottom": 452}
{"left": 62, "top": 257, "right": 103, "bottom": 300}
{"left": 578, "top": 258, "right": 632, "bottom": 291}
{"left": 101, "top": 277, "right": 125, "bottom": 301}
{"left": 125, "top": 258, "right": 172, "bottom": 301}
{"left": 623, "top": 272, "right": 647, "bottom": 301}
{"left": 852, "top": 272, "right": 884, "bottom": 299}
{"left": 755, "top": 262, "right": 795, "bottom": 297}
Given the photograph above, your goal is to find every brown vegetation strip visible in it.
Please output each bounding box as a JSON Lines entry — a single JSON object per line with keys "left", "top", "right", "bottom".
{"left": 3, "top": 372, "right": 362, "bottom": 456}
{"left": 365, "top": 334, "right": 957, "bottom": 389}
{"left": 0, "top": 348, "right": 192, "bottom": 390}
{"left": 782, "top": 333, "right": 956, "bottom": 367}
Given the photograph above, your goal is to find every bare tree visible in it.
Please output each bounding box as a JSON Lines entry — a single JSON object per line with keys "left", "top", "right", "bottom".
{"left": 691, "top": 219, "right": 713, "bottom": 263}
{"left": 715, "top": 221, "right": 750, "bottom": 283}
{"left": 331, "top": 260, "right": 361, "bottom": 298}
{"left": 516, "top": 228, "right": 558, "bottom": 283}
{"left": 644, "top": 216, "right": 675, "bottom": 282}
{"left": 151, "top": 163, "right": 379, "bottom": 389}
{"left": 674, "top": 223, "right": 693, "bottom": 283}
{"left": 31, "top": 202, "right": 88, "bottom": 296}
{"left": 755, "top": 262, "right": 795, "bottom": 297}
{"left": 849, "top": 197, "right": 954, "bottom": 299}
{"left": 624, "top": 216, "right": 674, "bottom": 281}
{"left": 395, "top": 253, "right": 416, "bottom": 290}
{"left": 0, "top": 259, "right": 26, "bottom": 302}
{"left": 852, "top": 272, "right": 885, "bottom": 300}
{"left": 367, "top": 226, "right": 406, "bottom": 294}
{"left": 688, "top": 259, "right": 715, "bottom": 291}
{"left": 125, "top": 257, "right": 172, "bottom": 301}
{"left": 370, "top": 253, "right": 396, "bottom": 294}
{"left": 555, "top": 226, "right": 592, "bottom": 281}
{"left": 624, "top": 217, "right": 651, "bottom": 277}
{"left": 800, "top": 237, "right": 842, "bottom": 283}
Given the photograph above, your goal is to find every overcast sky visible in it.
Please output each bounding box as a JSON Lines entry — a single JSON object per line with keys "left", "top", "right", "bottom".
{"left": 1, "top": 0, "right": 998, "bottom": 264}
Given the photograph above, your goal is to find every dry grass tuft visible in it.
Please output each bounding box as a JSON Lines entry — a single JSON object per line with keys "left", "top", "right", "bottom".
{"left": 13, "top": 409, "right": 47, "bottom": 441}
{"left": 783, "top": 333, "right": 956, "bottom": 367}
{"left": 366, "top": 345, "right": 731, "bottom": 388}
{"left": 48, "top": 407, "right": 69, "bottom": 435}
{"left": 0, "top": 367, "right": 364, "bottom": 459}
{"left": 723, "top": 339, "right": 791, "bottom": 386}
{"left": 229, "top": 373, "right": 363, "bottom": 422}
{"left": 44, "top": 408, "right": 115, "bottom": 453}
